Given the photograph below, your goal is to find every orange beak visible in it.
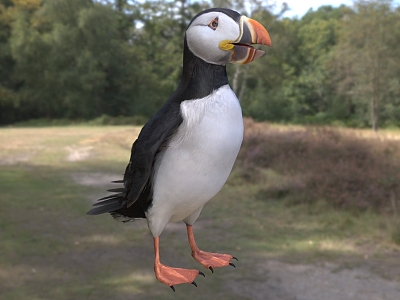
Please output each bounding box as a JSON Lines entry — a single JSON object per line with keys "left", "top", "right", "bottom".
{"left": 230, "top": 16, "right": 272, "bottom": 64}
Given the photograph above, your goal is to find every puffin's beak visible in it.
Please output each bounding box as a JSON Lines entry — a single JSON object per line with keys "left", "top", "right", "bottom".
{"left": 220, "top": 16, "right": 271, "bottom": 64}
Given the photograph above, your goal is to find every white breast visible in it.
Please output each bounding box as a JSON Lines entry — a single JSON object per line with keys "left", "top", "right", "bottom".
{"left": 147, "top": 85, "right": 243, "bottom": 237}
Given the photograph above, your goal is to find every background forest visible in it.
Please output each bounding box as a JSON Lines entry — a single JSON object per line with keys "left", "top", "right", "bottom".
{"left": 0, "top": 0, "right": 400, "bottom": 130}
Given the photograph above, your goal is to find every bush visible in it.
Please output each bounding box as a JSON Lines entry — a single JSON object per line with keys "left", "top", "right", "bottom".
{"left": 237, "top": 118, "right": 400, "bottom": 212}
{"left": 392, "top": 226, "right": 400, "bottom": 245}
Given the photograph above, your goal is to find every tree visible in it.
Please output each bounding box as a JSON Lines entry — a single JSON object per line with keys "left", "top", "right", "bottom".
{"left": 0, "top": 0, "right": 42, "bottom": 123}
{"left": 9, "top": 0, "right": 145, "bottom": 119}
{"left": 128, "top": 0, "right": 209, "bottom": 111}
{"left": 332, "top": 0, "right": 400, "bottom": 130}
{"left": 241, "top": 5, "right": 346, "bottom": 123}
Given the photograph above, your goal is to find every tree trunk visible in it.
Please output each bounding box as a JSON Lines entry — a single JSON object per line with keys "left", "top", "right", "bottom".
{"left": 238, "top": 65, "right": 249, "bottom": 102}
{"left": 371, "top": 101, "right": 378, "bottom": 132}
{"left": 232, "top": 65, "right": 241, "bottom": 96}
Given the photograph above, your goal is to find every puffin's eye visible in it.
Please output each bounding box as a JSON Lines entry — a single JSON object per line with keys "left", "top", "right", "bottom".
{"left": 208, "top": 17, "right": 218, "bottom": 30}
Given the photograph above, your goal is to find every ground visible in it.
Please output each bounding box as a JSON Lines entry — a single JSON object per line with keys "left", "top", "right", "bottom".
{"left": 0, "top": 126, "right": 399, "bottom": 300}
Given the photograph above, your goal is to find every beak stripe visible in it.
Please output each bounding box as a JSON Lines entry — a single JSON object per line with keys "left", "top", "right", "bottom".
{"left": 247, "top": 18, "right": 272, "bottom": 47}
{"left": 220, "top": 15, "right": 271, "bottom": 65}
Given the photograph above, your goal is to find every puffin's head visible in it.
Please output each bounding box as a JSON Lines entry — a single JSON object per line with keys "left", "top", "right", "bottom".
{"left": 186, "top": 8, "right": 272, "bottom": 65}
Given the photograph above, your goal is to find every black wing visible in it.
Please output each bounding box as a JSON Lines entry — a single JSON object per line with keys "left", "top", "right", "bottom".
{"left": 87, "top": 101, "right": 183, "bottom": 216}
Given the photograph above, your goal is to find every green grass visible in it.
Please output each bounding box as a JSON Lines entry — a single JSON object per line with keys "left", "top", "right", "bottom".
{"left": 9, "top": 115, "right": 148, "bottom": 127}
{"left": 1, "top": 126, "right": 399, "bottom": 300}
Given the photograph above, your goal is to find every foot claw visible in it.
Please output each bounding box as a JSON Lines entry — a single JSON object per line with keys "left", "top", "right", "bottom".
{"left": 229, "top": 262, "right": 236, "bottom": 268}
{"left": 232, "top": 256, "right": 239, "bottom": 261}
{"left": 170, "top": 285, "right": 175, "bottom": 292}
{"left": 209, "top": 266, "right": 214, "bottom": 273}
{"left": 199, "top": 271, "right": 205, "bottom": 277}
{"left": 191, "top": 281, "right": 197, "bottom": 287}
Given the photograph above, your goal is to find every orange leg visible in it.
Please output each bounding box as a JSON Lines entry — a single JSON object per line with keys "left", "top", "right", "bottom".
{"left": 153, "top": 237, "right": 204, "bottom": 291}
{"left": 187, "top": 225, "right": 238, "bottom": 273}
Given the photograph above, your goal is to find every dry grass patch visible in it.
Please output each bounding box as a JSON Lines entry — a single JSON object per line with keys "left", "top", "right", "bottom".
{"left": 237, "top": 118, "right": 400, "bottom": 213}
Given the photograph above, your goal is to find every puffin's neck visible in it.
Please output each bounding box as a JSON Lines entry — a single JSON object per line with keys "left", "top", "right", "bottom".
{"left": 172, "top": 38, "right": 229, "bottom": 102}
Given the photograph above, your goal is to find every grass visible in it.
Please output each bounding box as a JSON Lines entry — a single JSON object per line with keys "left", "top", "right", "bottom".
{"left": 9, "top": 115, "right": 148, "bottom": 127}
{"left": 1, "top": 124, "right": 400, "bottom": 300}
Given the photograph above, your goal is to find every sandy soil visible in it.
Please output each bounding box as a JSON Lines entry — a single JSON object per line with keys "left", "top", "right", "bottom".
{"left": 231, "top": 260, "right": 400, "bottom": 300}
{"left": 65, "top": 146, "right": 93, "bottom": 162}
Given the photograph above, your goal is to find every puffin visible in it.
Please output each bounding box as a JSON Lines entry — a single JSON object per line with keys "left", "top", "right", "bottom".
{"left": 88, "top": 7, "right": 271, "bottom": 291}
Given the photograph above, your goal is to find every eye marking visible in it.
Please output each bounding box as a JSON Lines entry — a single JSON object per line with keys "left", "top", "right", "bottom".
{"left": 208, "top": 17, "right": 219, "bottom": 30}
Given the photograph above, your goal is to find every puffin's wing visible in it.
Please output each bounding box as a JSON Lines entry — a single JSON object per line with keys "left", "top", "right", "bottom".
{"left": 124, "top": 102, "right": 183, "bottom": 206}
{"left": 87, "top": 102, "right": 183, "bottom": 215}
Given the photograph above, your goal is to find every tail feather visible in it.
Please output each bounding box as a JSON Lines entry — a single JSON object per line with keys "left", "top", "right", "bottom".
{"left": 87, "top": 182, "right": 127, "bottom": 215}
{"left": 87, "top": 200, "right": 124, "bottom": 215}
{"left": 112, "top": 180, "right": 124, "bottom": 183}
{"left": 107, "top": 188, "right": 126, "bottom": 193}
{"left": 92, "top": 197, "right": 126, "bottom": 207}
{"left": 87, "top": 178, "right": 146, "bottom": 220}
{"left": 97, "top": 193, "right": 124, "bottom": 201}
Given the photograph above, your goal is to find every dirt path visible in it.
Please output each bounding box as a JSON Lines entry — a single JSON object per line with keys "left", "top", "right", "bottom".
{"left": 231, "top": 260, "right": 400, "bottom": 300}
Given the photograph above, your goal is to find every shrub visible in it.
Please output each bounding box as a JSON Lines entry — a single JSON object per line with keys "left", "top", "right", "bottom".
{"left": 237, "top": 118, "right": 400, "bottom": 212}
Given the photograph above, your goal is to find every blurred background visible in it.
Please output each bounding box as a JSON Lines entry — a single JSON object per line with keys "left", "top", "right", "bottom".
{"left": 1, "top": 0, "right": 400, "bottom": 299}
{"left": 1, "top": 0, "right": 400, "bottom": 130}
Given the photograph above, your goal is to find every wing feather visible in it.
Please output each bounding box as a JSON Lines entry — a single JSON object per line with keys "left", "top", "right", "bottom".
{"left": 123, "top": 102, "right": 183, "bottom": 207}
{"left": 87, "top": 101, "right": 183, "bottom": 216}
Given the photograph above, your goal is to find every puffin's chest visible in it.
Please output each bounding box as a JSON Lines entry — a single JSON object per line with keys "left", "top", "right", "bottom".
{"left": 171, "top": 85, "right": 243, "bottom": 166}
{"left": 153, "top": 85, "right": 243, "bottom": 205}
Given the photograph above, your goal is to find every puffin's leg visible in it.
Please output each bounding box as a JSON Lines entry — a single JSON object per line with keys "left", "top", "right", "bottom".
{"left": 153, "top": 236, "right": 204, "bottom": 291}
{"left": 186, "top": 225, "right": 237, "bottom": 272}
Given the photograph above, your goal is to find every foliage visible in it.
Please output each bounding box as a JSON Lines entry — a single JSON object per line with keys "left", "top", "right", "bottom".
{"left": 0, "top": 0, "right": 399, "bottom": 129}
{"left": 331, "top": 0, "right": 400, "bottom": 131}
